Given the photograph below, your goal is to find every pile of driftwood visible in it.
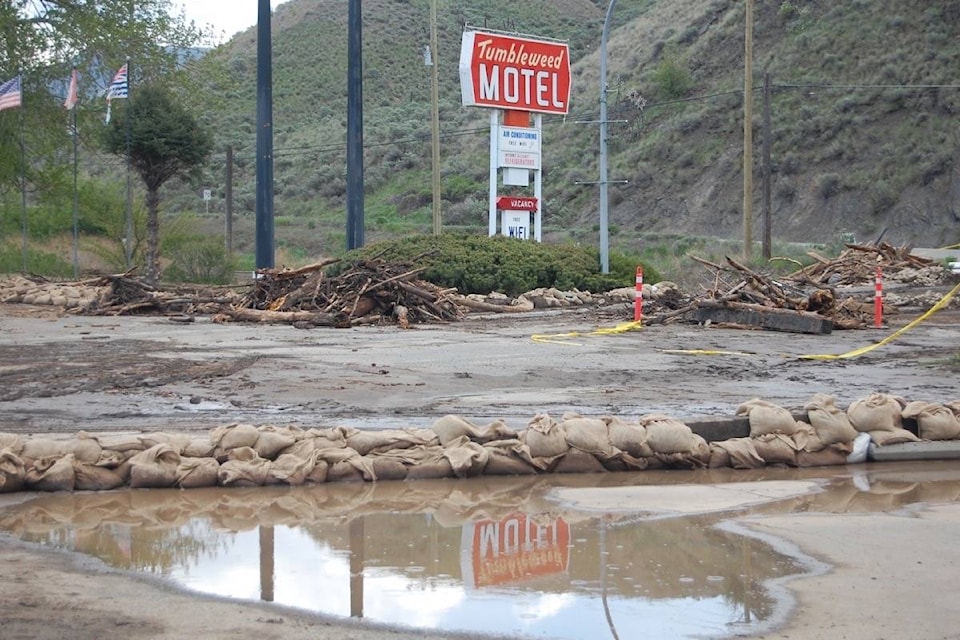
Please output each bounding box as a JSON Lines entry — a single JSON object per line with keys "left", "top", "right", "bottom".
{"left": 221, "top": 258, "right": 463, "bottom": 327}
{"left": 672, "top": 243, "right": 947, "bottom": 332}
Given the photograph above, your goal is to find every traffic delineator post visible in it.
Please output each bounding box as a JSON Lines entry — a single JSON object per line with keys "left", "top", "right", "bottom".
{"left": 874, "top": 266, "right": 883, "bottom": 328}
{"left": 634, "top": 266, "right": 644, "bottom": 323}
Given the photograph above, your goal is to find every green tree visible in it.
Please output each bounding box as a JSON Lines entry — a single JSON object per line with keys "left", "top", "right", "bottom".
{"left": 103, "top": 84, "right": 211, "bottom": 284}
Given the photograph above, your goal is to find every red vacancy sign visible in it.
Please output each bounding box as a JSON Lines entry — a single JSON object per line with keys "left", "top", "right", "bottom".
{"left": 496, "top": 196, "right": 538, "bottom": 211}
{"left": 459, "top": 31, "right": 571, "bottom": 115}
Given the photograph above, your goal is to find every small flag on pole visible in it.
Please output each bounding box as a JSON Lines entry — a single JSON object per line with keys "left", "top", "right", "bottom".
{"left": 64, "top": 69, "right": 79, "bottom": 110}
{"left": 0, "top": 75, "right": 22, "bottom": 112}
{"left": 104, "top": 63, "right": 128, "bottom": 124}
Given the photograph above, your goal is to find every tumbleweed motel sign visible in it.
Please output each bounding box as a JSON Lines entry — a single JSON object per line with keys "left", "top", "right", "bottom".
{"left": 458, "top": 29, "right": 571, "bottom": 241}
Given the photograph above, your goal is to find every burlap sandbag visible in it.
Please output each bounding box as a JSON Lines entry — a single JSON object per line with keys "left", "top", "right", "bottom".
{"left": 139, "top": 432, "right": 191, "bottom": 453}
{"left": 254, "top": 425, "right": 299, "bottom": 459}
{"left": 430, "top": 415, "right": 515, "bottom": 446}
{"left": 405, "top": 456, "right": 454, "bottom": 480}
{"left": 708, "top": 444, "right": 732, "bottom": 468}
{"left": 752, "top": 433, "right": 799, "bottom": 467}
{"left": 302, "top": 427, "right": 350, "bottom": 449}
{"left": 641, "top": 414, "right": 698, "bottom": 454}
{"left": 128, "top": 444, "right": 181, "bottom": 489}
{"left": 314, "top": 447, "right": 375, "bottom": 481}
{"left": 0, "top": 450, "right": 26, "bottom": 493}
{"left": 522, "top": 414, "right": 568, "bottom": 459}
{"left": 176, "top": 457, "right": 220, "bottom": 489}
{"left": 711, "top": 438, "right": 765, "bottom": 469}
{"left": 847, "top": 393, "right": 904, "bottom": 432}
{"left": 21, "top": 438, "right": 66, "bottom": 461}
{"left": 95, "top": 433, "right": 146, "bottom": 454}
{"left": 803, "top": 394, "right": 859, "bottom": 445}
{"left": 26, "top": 453, "right": 76, "bottom": 491}
{"left": 606, "top": 417, "right": 653, "bottom": 458}
{"left": 552, "top": 448, "right": 606, "bottom": 474}
{"left": 869, "top": 428, "right": 920, "bottom": 446}
{"left": 736, "top": 399, "right": 799, "bottom": 437}
{"left": 796, "top": 442, "right": 853, "bottom": 467}
{"left": 791, "top": 422, "right": 824, "bottom": 452}
{"left": 441, "top": 437, "right": 490, "bottom": 478}
{"left": 74, "top": 461, "right": 125, "bottom": 491}
{"left": 218, "top": 447, "right": 272, "bottom": 486}
{"left": 0, "top": 433, "right": 24, "bottom": 456}
{"left": 561, "top": 415, "right": 620, "bottom": 460}
{"left": 210, "top": 423, "right": 260, "bottom": 453}
{"left": 347, "top": 427, "right": 438, "bottom": 455}
{"left": 266, "top": 451, "right": 320, "bottom": 485}
{"left": 183, "top": 437, "right": 216, "bottom": 458}
{"left": 912, "top": 404, "right": 960, "bottom": 441}
{"left": 305, "top": 459, "right": 329, "bottom": 483}
{"left": 482, "top": 443, "right": 538, "bottom": 476}
{"left": 365, "top": 456, "right": 409, "bottom": 481}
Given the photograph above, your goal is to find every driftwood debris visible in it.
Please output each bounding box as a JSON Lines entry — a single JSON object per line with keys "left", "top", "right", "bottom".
{"left": 681, "top": 242, "right": 947, "bottom": 331}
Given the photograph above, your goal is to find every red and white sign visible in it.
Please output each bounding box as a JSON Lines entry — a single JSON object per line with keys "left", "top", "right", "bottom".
{"left": 461, "top": 514, "right": 570, "bottom": 587}
{"left": 496, "top": 196, "right": 538, "bottom": 211}
{"left": 459, "top": 31, "right": 571, "bottom": 115}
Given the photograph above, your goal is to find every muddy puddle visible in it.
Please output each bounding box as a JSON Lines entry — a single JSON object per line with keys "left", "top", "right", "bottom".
{"left": 2, "top": 461, "right": 959, "bottom": 639}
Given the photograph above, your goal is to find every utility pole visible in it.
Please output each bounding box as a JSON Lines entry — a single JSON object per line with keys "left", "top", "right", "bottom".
{"left": 346, "top": 0, "right": 364, "bottom": 250}
{"left": 743, "top": 0, "right": 754, "bottom": 261}
{"left": 429, "top": 0, "right": 442, "bottom": 235}
{"left": 256, "top": 0, "right": 275, "bottom": 269}
{"left": 225, "top": 145, "right": 234, "bottom": 256}
{"left": 761, "top": 72, "right": 772, "bottom": 260}
{"left": 598, "top": 0, "right": 617, "bottom": 274}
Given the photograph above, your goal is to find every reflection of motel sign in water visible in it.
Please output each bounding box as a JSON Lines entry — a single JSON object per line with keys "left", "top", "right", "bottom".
{"left": 461, "top": 514, "right": 570, "bottom": 587}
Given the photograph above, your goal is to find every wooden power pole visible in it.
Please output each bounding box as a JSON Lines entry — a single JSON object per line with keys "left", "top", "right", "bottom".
{"left": 743, "top": 0, "right": 754, "bottom": 261}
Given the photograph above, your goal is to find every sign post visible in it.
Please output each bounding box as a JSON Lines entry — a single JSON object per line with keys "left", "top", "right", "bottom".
{"left": 460, "top": 30, "right": 570, "bottom": 243}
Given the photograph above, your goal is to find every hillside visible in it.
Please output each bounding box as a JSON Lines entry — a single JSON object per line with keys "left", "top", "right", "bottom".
{"left": 176, "top": 0, "right": 960, "bottom": 259}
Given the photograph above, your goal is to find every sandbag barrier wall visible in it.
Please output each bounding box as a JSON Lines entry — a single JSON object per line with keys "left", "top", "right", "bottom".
{"left": 1, "top": 393, "right": 958, "bottom": 493}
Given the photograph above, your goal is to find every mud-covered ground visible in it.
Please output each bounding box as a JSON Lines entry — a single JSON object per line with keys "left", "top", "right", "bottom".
{"left": 2, "top": 293, "right": 960, "bottom": 640}
{"left": 0, "top": 293, "right": 958, "bottom": 436}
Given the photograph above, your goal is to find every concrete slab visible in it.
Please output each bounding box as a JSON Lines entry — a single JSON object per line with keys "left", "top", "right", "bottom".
{"left": 868, "top": 440, "right": 960, "bottom": 461}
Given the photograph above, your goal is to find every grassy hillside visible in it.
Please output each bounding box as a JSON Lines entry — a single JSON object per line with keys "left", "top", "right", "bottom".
{"left": 172, "top": 0, "right": 960, "bottom": 264}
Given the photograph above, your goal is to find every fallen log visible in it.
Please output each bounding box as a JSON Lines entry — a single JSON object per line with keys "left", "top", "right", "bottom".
{"left": 223, "top": 308, "right": 348, "bottom": 326}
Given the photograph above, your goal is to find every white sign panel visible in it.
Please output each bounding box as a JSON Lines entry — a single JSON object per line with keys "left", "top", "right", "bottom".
{"left": 498, "top": 126, "right": 541, "bottom": 170}
{"left": 501, "top": 210, "right": 531, "bottom": 240}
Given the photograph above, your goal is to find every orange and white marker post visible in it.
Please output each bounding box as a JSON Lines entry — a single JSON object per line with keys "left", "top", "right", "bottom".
{"left": 634, "top": 266, "right": 644, "bottom": 323}
{"left": 874, "top": 266, "right": 883, "bottom": 328}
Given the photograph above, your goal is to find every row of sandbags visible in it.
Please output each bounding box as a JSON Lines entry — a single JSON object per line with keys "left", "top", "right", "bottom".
{"left": 1, "top": 392, "right": 958, "bottom": 493}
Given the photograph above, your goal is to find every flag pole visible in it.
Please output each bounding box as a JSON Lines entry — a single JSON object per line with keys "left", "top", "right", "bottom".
{"left": 124, "top": 56, "right": 133, "bottom": 269}
{"left": 18, "top": 73, "right": 27, "bottom": 273}
{"left": 70, "top": 69, "right": 80, "bottom": 278}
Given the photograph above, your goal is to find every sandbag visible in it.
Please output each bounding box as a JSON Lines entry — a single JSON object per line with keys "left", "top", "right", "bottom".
{"left": 552, "top": 448, "right": 606, "bottom": 474}
{"left": 561, "top": 415, "right": 620, "bottom": 460}
{"left": 791, "top": 422, "right": 824, "bottom": 453}
{"left": 796, "top": 443, "right": 853, "bottom": 467}
{"left": 522, "top": 414, "right": 568, "bottom": 459}
{"left": 21, "top": 438, "right": 66, "bottom": 461}
{"left": 913, "top": 404, "right": 960, "bottom": 441}
{"left": 74, "top": 461, "right": 125, "bottom": 491}
{"left": 641, "top": 414, "right": 698, "bottom": 454}
{"left": 347, "top": 427, "right": 438, "bottom": 455}
{"left": 847, "top": 393, "right": 904, "bottom": 432}
{"left": 139, "top": 432, "right": 191, "bottom": 453}
{"left": 736, "top": 399, "right": 799, "bottom": 437}
{"left": 268, "top": 451, "right": 318, "bottom": 485}
{"left": 254, "top": 425, "right": 299, "bottom": 459}
{"left": 26, "top": 454, "right": 76, "bottom": 491}
{"left": 482, "top": 443, "right": 538, "bottom": 476}
{"left": 430, "top": 415, "right": 514, "bottom": 446}
{"left": 305, "top": 459, "right": 329, "bottom": 483}
{"left": 176, "top": 457, "right": 221, "bottom": 489}
{"left": 752, "top": 433, "right": 798, "bottom": 467}
{"left": 128, "top": 444, "right": 181, "bottom": 489}
{"left": 869, "top": 428, "right": 920, "bottom": 446}
{"left": 0, "top": 432, "right": 24, "bottom": 456}
{"left": 441, "top": 437, "right": 490, "bottom": 478}
{"left": 708, "top": 444, "right": 732, "bottom": 468}
{"left": 365, "top": 456, "right": 409, "bottom": 481}
{"left": 711, "top": 438, "right": 765, "bottom": 469}
{"left": 61, "top": 432, "right": 104, "bottom": 464}
{"left": 314, "top": 447, "right": 375, "bottom": 481}
{"left": 404, "top": 457, "right": 454, "bottom": 480}
{"left": 0, "top": 450, "right": 26, "bottom": 493}
{"left": 218, "top": 447, "right": 271, "bottom": 486}
{"left": 804, "top": 393, "right": 859, "bottom": 445}
{"left": 183, "top": 437, "right": 216, "bottom": 458}
{"left": 606, "top": 417, "right": 653, "bottom": 458}
{"left": 210, "top": 423, "right": 260, "bottom": 452}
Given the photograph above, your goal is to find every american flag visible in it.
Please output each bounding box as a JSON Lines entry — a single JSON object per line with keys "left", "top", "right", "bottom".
{"left": 106, "top": 63, "right": 128, "bottom": 100}
{"left": 0, "top": 75, "right": 22, "bottom": 112}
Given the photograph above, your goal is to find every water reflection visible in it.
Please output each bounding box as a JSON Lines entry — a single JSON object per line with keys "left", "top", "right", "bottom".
{"left": 2, "top": 463, "right": 960, "bottom": 639}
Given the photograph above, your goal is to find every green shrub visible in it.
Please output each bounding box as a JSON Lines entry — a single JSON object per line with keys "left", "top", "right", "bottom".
{"left": 163, "top": 236, "right": 236, "bottom": 284}
{"left": 333, "top": 234, "right": 659, "bottom": 297}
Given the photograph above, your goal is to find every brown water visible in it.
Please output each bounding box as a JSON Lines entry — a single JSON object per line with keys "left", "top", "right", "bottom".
{"left": 2, "top": 461, "right": 958, "bottom": 639}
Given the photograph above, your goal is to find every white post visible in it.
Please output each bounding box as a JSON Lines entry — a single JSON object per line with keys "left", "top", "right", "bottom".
{"left": 488, "top": 110, "right": 499, "bottom": 236}
{"left": 534, "top": 113, "right": 543, "bottom": 242}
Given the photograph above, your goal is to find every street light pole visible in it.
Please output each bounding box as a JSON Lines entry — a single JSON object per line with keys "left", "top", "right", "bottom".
{"left": 598, "top": 0, "right": 617, "bottom": 274}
